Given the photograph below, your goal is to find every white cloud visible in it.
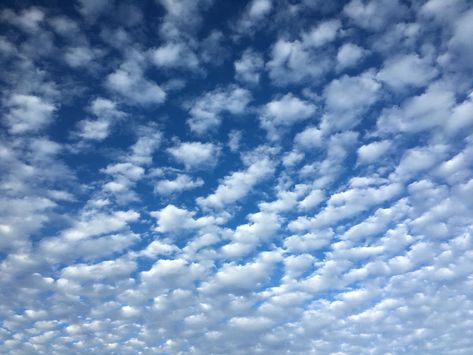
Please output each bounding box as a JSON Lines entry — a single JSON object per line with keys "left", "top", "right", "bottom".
{"left": 200, "top": 251, "right": 282, "bottom": 294}
{"left": 248, "top": 0, "right": 272, "bottom": 18}
{"left": 377, "top": 53, "right": 438, "bottom": 90}
{"left": 77, "top": 0, "right": 111, "bottom": 20}
{"left": 151, "top": 42, "right": 199, "bottom": 70}
{"left": 357, "top": 140, "right": 392, "bottom": 165}
{"left": 155, "top": 174, "right": 204, "bottom": 195}
{"left": 197, "top": 158, "right": 274, "bottom": 209}
{"left": 222, "top": 211, "right": 280, "bottom": 258}
{"left": 303, "top": 19, "right": 341, "bottom": 47}
{"left": 236, "top": 0, "right": 273, "bottom": 34}
{"left": 234, "top": 49, "right": 264, "bottom": 86}
{"left": 187, "top": 85, "right": 251, "bottom": 134}
{"left": 1, "top": 7, "right": 45, "bottom": 33}
{"left": 76, "top": 98, "right": 124, "bottom": 141}
{"left": 156, "top": 0, "right": 212, "bottom": 40}
{"left": 5, "top": 94, "right": 56, "bottom": 134}
{"left": 60, "top": 258, "right": 136, "bottom": 282}
{"left": 344, "top": 0, "right": 407, "bottom": 30}
{"left": 106, "top": 57, "right": 166, "bottom": 106}
{"left": 261, "top": 93, "right": 316, "bottom": 139}
{"left": 3, "top": 2, "right": 473, "bottom": 354}
{"left": 267, "top": 38, "right": 330, "bottom": 85}
{"left": 167, "top": 141, "right": 219, "bottom": 170}
{"left": 445, "top": 92, "right": 473, "bottom": 135}
{"left": 294, "top": 126, "right": 324, "bottom": 150}
{"left": 64, "top": 46, "right": 96, "bottom": 68}
{"left": 141, "top": 258, "right": 204, "bottom": 290}
{"left": 336, "top": 43, "right": 366, "bottom": 70}
{"left": 322, "top": 70, "right": 381, "bottom": 130}
{"left": 447, "top": 8, "right": 473, "bottom": 69}
{"left": 298, "top": 189, "right": 325, "bottom": 211}
{"left": 377, "top": 82, "right": 455, "bottom": 134}
{"left": 289, "top": 183, "right": 402, "bottom": 231}
{"left": 151, "top": 204, "right": 198, "bottom": 233}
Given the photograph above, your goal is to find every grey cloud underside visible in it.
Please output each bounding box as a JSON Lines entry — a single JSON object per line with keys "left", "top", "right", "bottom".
{"left": 1, "top": 0, "right": 473, "bottom": 354}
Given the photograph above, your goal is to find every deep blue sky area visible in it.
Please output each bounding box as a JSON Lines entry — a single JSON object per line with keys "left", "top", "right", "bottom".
{"left": 1, "top": 0, "right": 473, "bottom": 354}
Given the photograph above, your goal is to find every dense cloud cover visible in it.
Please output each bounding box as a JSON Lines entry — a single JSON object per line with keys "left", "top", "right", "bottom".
{"left": 1, "top": 0, "right": 473, "bottom": 353}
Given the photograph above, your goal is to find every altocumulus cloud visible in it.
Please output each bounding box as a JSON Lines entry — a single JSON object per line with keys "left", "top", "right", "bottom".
{"left": 1, "top": 0, "right": 473, "bottom": 354}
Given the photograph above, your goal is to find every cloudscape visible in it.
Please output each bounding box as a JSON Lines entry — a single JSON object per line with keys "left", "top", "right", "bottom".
{"left": 1, "top": 0, "right": 473, "bottom": 353}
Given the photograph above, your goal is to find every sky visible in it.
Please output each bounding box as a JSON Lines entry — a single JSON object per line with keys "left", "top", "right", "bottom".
{"left": 1, "top": 0, "right": 473, "bottom": 354}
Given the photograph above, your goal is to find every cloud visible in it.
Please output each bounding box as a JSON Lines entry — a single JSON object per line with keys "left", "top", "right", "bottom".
{"left": 106, "top": 55, "right": 166, "bottom": 106}
{"left": 377, "top": 82, "right": 455, "bottom": 134}
{"left": 76, "top": 98, "right": 125, "bottom": 141}
{"left": 343, "top": 0, "right": 408, "bottom": 31}
{"left": 5, "top": 94, "right": 56, "bottom": 134}
{"left": 77, "top": 0, "right": 111, "bottom": 21}
{"left": 357, "top": 140, "right": 392, "bottom": 165}
{"left": 260, "top": 93, "right": 316, "bottom": 139}
{"left": 294, "top": 126, "right": 324, "bottom": 150}
{"left": 167, "top": 141, "right": 219, "bottom": 170}
{"left": 234, "top": 49, "right": 264, "bottom": 86}
{"left": 156, "top": 0, "right": 213, "bottom": 40}
{"left": 336, "top": 43, "right": 367, "bottom": 70}
{"left": 151, "top": 204, "right": 199, "bottom": 233}
{"left": 321, "top": 70, "right": 381, "bottom": 130}
{"left": 187, "top": 85, "right": 251, "bottom": 134}
{"left": 235, "top": 0, "right": 273, "bottom": 34}
{"left": 266, "top": 38, "right": 330, "bottom": 85}
{"left": 155, "top": 174, "right": 204, "bottom": 195}
{"left": 197, "top": 158, "right": 275, "bottom": 209}
{"left": 1, "top": 7, "right": 45, "bottom": 33}
{"left": 2, "top": 1, "right": 473, "bottom": 354}
{"left": 377, "top": 53, "right": 438, "bottom": 90}
{"left": 151, "top": 42, "right": 199, "bottom": 70}
{"left": 302, "top": 19, "right": 341, "bottom": 47}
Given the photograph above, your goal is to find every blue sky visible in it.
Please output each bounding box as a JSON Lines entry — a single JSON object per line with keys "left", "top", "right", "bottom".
{"left": 1, "top": 0, "right": 473, "bottom": 353}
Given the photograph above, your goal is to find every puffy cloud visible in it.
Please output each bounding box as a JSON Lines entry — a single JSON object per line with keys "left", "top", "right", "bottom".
{"left": 77, "top": 0, "right": 111, "bottom": 21}
{"left": 151, "top": 42, "right": 199, "bottom": 70}
{"left": 322, "top": 70, "right": 381, "bottom": 130}
{"left": 289, "top": 183, "right": 402, "bottom": 231}
{"left": 76, "top": 98, "right": 125, "bottom": 141}
{"left": 377, "top": 53, "right": 438, "bottom": 90}
{"left": 197, "top": 158, "right": 275, "bottom": 209}
{"left": 152, "top": 204, "right": 198, "bottom": 233}
{"left": 187, "top": 86, "right": 251, "bottom": 134}
{"left": 167, "top": 141, "right": 219, "bottom": 170}
{"left": 260, "top": 93, "right": 316, "bottom": 139}
{"left": 5, "top": 94, "right": 56, "bottom": 134}
{"left": 222, "top": 211, "right": 280, "bottom": 258}
{"left": 266, "top": 38, "right": 330, "bottom": 85}
{"left": 343, "top": 0, "right": 408, "bottom": 30}
{"left": 1, "top": 7, "right": 45, "bottom": 33}
{"left": 357, "top": 140, "right": 392, "bottom": 165}
{"left": 156, "top": 0, "right": 213, "bottom": 40}
{"left": 200, "top": 251, "right": 282, "bottom": 295}
{"left": 302, "top": 19, "right": 341, "bottom": 47}
{"left": 60, "top": 258, "right": 136, "bottom": 282}
{"left": 105, "top": 57, "right": 166, "bottom": 106}
{"left": 298, "top": 189, "right": 325, "bottom": 211}
{"left": 234, "top": 49, "right": 264, "bottom": 86}
{"left": 3, "top": 1, "right": 473, "bottom": 354}
{"left": 446, "top": 8, "right": 473, "bottom": 69}
{"left": 336, "top": 43, "right": 367, "bottom": 70}
{"left": 377, "top": 82, "right": 455, "bottom": 134}
{"left": 235, "top": 0, "right": 273, "bottom": 34}
{"left": 294, "top": 126, "right": 324, "bottom": 150}
{"left": 155, "top": 174, "right": 204, "bottom": 195}
{"left": 141, "top": 258, "right": 205, "bottom": 290}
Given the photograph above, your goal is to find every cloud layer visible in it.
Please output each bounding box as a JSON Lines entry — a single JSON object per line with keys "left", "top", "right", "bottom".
{"left": 1, "top": 0, "right": 473, "bottom": 354}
